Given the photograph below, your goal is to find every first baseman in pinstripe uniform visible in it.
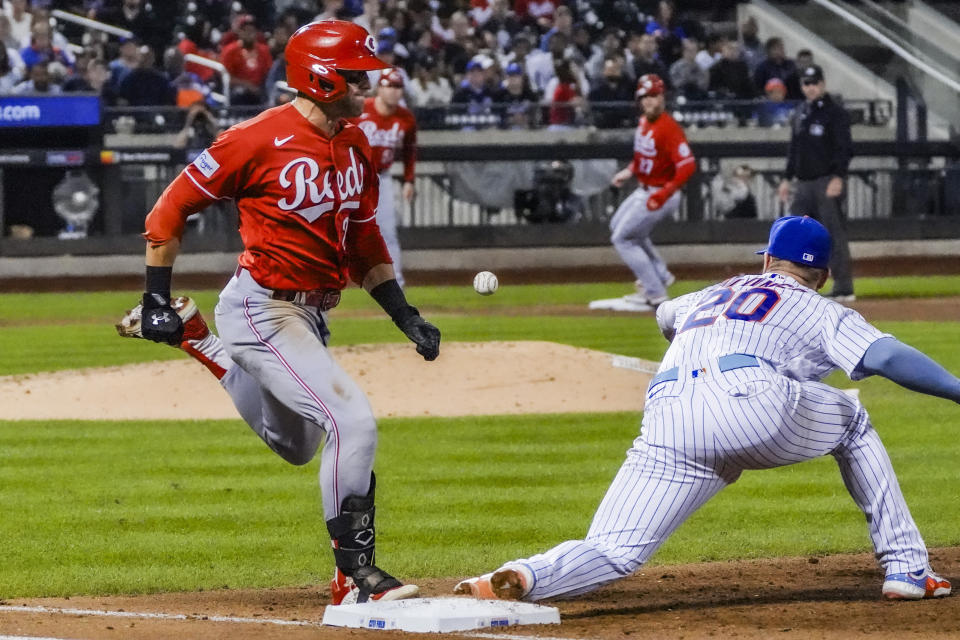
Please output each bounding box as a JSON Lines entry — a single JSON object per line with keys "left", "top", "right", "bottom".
{"left": 457, "top": 216, "right": 957, "bottom": 602}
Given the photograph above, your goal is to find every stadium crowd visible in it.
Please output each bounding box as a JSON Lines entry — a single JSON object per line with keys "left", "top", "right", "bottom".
{"left": 0, "top": 0, "right": 815, "bottom": 129}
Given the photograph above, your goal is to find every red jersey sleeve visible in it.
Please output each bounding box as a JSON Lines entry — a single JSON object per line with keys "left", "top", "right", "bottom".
{"left": 667, "top": 123, "right": 695, "bottom": 179}
{"left": 341, "top": 129, "right": 392, "bottom": 284}
{"left": 143, "top": 128, "right": 247, "bottom": 246}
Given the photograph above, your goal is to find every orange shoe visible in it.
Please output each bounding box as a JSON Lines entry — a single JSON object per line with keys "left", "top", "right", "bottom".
{"left": 882, "top": 569, "right": 951, "bottom": 600}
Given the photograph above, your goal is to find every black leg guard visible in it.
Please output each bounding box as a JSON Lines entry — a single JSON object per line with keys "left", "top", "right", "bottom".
{"left": 325, "top": 473, "right": 404, "bottom": 603}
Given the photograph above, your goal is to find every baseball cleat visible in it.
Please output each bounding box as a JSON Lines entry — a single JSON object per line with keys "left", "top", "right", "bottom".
{"left": 330, "top": 567, "right": 420, "bottom": 606}
{"left": 882, "top": 569, "right": 951, "bottom": 600}
{"left": 453, "top": 573, "right": 497, "bottom": 599}
{"left": 116, "top": 296, "right": 210, "bottom": 344}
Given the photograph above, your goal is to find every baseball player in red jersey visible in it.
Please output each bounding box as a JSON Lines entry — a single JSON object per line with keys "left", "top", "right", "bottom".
{"left": 352, "top": 68, "right": 417, "bottom": 287}
{"left": 609, "top": 73, "right": 696, "bottom": 310}
{"left": 114, "top": 21, "right": 440, "bottom": 606}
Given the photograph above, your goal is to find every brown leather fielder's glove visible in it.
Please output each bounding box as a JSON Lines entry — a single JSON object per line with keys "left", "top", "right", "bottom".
{"left": 397, "top": 314, "right": 441, "bottom": 361}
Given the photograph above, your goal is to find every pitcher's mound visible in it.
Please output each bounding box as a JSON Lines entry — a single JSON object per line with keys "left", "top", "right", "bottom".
{"left": 0, "top": 341, "right": 658, "bottom": 420}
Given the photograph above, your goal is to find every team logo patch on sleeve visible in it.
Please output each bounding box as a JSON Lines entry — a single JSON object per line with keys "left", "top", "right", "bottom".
{"left": 193, "top": 150, "right": 220, "bottom": 178}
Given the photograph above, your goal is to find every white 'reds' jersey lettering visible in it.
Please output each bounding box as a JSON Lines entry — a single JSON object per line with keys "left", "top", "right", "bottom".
{"left": 657, "top": 272, "right": 889, "bottom": 382}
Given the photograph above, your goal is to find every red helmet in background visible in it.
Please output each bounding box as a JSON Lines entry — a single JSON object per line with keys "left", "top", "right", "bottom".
{"left": 285, "top": 20, "right": 390, "bottom": 102}
{"left": 378, "top": 68, "right": 404, "bottom": 89}
{"left": 635, "top": 73, "right": 665, "bottom": 99}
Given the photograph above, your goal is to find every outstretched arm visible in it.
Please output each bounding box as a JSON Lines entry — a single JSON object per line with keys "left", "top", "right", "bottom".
{"left": 857, "top": 337, "right": 960, "bottom": 403}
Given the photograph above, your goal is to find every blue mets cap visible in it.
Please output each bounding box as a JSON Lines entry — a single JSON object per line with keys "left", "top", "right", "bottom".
{"left": 505, "top": 62, "right": 523, "bottom": 75}
{"left": 755, "top": 215, "right": 831, "bottom": 269}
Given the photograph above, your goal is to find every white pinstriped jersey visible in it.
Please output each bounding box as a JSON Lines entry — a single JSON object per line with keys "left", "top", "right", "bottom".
{"left": 500, "top": 271, "right": 932, "bottom": 602}
{"left": 657, "top": 272, "right": 889, "bottom": 381}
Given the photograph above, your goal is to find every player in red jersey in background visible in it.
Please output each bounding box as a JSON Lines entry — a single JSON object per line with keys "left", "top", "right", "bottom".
{"left": 115, "top": 21, "right": 439, "bottom": 606}
{"left": 609, "top": 73, "right": 696, "bottom": 310}
{"left": 353, "top": 68, "right": 417, "bottom": 287}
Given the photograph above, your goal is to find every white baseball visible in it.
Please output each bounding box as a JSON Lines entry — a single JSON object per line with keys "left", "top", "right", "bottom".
{"left": 473, "top": 271, "right": 498, "bottom": 296}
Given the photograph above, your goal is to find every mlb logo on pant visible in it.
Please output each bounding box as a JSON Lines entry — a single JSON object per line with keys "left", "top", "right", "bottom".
{"left": 368, "top": 618, "right": 386, "bottom": 629}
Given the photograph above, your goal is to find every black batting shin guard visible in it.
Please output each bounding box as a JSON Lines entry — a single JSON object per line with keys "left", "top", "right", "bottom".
{"left": 325, "top": 473, "right": 402, "bottom": 603}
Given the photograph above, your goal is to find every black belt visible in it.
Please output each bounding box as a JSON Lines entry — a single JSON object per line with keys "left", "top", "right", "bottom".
{"left": 235, "top": 266, "right": 341, "bottom": 311}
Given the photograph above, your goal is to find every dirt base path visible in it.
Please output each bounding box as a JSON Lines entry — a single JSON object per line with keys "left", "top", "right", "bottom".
{"left": 2, "top": 547, "right": 957, "bottom": 639}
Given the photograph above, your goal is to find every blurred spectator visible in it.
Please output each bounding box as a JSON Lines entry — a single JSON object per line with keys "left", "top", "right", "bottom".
{"left": 545, "top": 59, "right": 584, "bottom": 130}
{"left": 739, "top": 16, "right": 763, "bottom": 73}
{"left": 514, "top": 0, "right": 557, "bottom": 30}
{"left": 13, "top": 60, "right": 61, "bottom": 93}
{"left": 539, "top": 3, "right": 572, "bottom": 52}
{"left": 669, "top": 37, "right": 708, "bottom": 99}
{"left": 408, "top": 53, "right": 453, "bottom": 108}
{"left": 709, "top": 39, "right": 754, "bottom": 99}
{"left": 645, "top": 1, "right": 685, "bottom": 67}
{"left": 0, "top": 44, "right": 22, "bottom": 93}
{"left": 586, "top": 28, "right": 624, "bottom": 81}
{"left": 712, "top": 164, "right": 758, "bottom": 219}
{"left": 753, "top": 37, "right": 799, "bottom": 100}
{"left": 571, "top": 23, "right": 596, "bottom": 66}
{"left": 495, "top": 61, "right": 539, "bottom": 129}
{"left": 219, "top": 12, "right": 270, "bottom": 50}
{"left": 499, "top": 31, "right": 534, "bottom": 74}
{"left": 377, "top": 26, "right": 409, "bottom": 60}
{"left": 62, "top": 56, "right": 113, "bottom": 100}
{"left": 118, "top": 45, "right": 175, "bottom": 106}
{"left": 629, "top": 33, "right": 669, "bottom": 87}
{"left": 588, "top": 56, "right": 634, "bottom": 129}
{"left": 19, "top": 22, "right": 71, "bottom": 72}
{"left": 476, "top": 0, "right": 523, "bottom": 52}
{"left": 173, "top": 100, "right": 223, "bottom": 150}
{"left": 695, "top": 32, "right": 723, "bottom": 72}
{"left": 451, "top": 58, "right": 494, "bottom": 114}
{"left": 525, "top": 29, "right": 570, "bottom": 94}
{"left": 95, "top": 0, "right": 165, "bottom": 56}
{"left": 164, "top": 47, "right": 210, "bottom": 108}
{"left": 177, "top": 17, "right": 218, "bottom": 83}
{"left": 22, "top": 16, "right": 74, "bottom": 65}
{"left": 314, "top": 0, "right": 346, "bottom": 22}
{"left": 219, "top": 14, "right": 272, "bottom": 105}
{"left": 108, "top": 36, "right": 140, "bottom": 94}
{"left": 1, "top": 13, "right": 21, "bottom": 50}
{"left": 796, "top": 48, "right": 814, "bottom": 69}
{"left": 440, "top": 11, "right": 472, "bottom": 75}
{"left": 3, "top": 0, "right": 31, "bottom": 47}
{"left": 755, "top": 77, "right": 794, "bottom": 127}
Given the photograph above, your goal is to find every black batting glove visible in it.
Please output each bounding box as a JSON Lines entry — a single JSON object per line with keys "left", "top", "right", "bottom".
{"left": 140, "top": 292, "right": 184, "bottom": 345}
{"left": 396, "top": 313, "right": 441, "bottom": 361}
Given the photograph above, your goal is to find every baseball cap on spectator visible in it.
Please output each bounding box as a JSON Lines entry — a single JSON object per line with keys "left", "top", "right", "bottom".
{"left": 377, "top": 40, "right": 394, "bottom": 55}
{"left": 378, "top": 68, "right": 404, "bottom": 88}
{"left": 764, "top": 78, "right": 786, "bottom": 93}
{"left": 755, "top": 215, "right": 831, "bottom": 269}
{"left": 378, "top": 27, "right": 397, "bottom": 41}
{"left": 415, "top": 52, "right": 437, "bottom": 69}
{"left": 505, "top": 62, "right": 523, "bottom": 75}
{"left": 465, "top": 59, "right": 484, "bottom": 72}
{"left": 237, "top": 14, "right": 256, "bottom": 28}
{"left": 801, "top": 64, "right": 824, "bottom": 84}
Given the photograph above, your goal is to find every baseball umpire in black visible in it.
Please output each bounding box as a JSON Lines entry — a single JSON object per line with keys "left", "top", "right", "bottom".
{"left": 777, "top": 64, "right": 855, "bottom": 301}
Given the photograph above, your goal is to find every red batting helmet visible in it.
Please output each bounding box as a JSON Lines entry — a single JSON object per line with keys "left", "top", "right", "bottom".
{"left": 285, "top": 20, "right": 390, "bottom": 102}
{"left": 378, "top": 68, "right": 404, "bottom": 89}
{"left": 635, "top": 73, "right": 665, "bottom": 99}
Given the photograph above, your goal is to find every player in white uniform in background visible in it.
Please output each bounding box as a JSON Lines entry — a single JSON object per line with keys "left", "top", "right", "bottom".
{"left": 457, "top": 216, "right": 957, "bottom": 602}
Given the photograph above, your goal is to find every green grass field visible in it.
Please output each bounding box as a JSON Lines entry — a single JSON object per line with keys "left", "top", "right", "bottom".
{"left": 1, "top": 277, "right": 958, "bottom": 598}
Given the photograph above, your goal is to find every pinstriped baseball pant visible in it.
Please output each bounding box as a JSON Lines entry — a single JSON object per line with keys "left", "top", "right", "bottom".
{"left": 516, "top": 366, "right": 929, "bottom": 600}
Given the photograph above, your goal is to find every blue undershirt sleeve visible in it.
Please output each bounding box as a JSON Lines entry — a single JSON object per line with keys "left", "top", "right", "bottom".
{"left": 857, "top": 337, "right": 960, "bottom": 403}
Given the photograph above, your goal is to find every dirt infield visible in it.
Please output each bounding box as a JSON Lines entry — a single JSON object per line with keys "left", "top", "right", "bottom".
{"left": 1, "top": 547, "right": 957, "bottom": 639}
